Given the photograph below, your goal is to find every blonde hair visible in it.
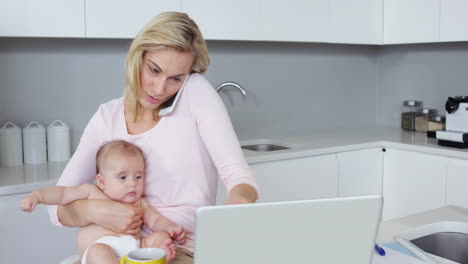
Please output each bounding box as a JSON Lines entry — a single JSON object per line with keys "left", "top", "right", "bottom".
{"left": 96, "top": 140, "right": 145, "bottom": 174}
{"left": 124, "top": 12, "right": 210, "bottom": 121}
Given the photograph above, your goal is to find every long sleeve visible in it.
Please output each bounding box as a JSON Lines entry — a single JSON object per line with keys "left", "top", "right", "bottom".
{"left": 187, "top": 74, "right": 259, "bottom": 195}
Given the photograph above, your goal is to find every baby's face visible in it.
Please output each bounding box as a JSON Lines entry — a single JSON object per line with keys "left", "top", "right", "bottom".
{"left": 98, "top": 152, "right": 145, "bottom": 204}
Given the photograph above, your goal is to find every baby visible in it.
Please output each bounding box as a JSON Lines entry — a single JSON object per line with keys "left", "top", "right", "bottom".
{"left": 20, "top": 140, "right": 185, "bottom": 264}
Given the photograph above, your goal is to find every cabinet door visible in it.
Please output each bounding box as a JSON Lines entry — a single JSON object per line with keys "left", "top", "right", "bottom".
{"left": 86, "top": 0, "right": 180, "bottom": 38}
{"left": 330, "top": 0, "right": 383, "bottom": 44}
{"left": 0, "top": 0, "right": 85, "bottom": 37}
{"left": 384, "top": 0, "right": 439, "bottom": 44}
{"left": 337, "top": 148, "right": 383, "bottom": 197}
{"left": 181, "top": 0, "right": 260, "bottom": 41}
{"left": 440, "top": 0, "right": 468, "bottom": 42}
{"left": 382, "top": 148, "right": 447, "bottom": 220}
{"left": 0, "top": 193, "right": 78, "bottom": 263}
{"left": 250, "top": 154, "right": 338, "bottom": 203}
{"left": 447, "top": 157, "right": 468, "bottom": 208}
{"left": 260, "top": 0, "right": 329, "bottom": 42}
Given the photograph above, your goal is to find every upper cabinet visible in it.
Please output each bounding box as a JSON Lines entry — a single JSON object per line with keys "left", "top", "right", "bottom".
{"left": 440, "top": 0, "right": 468, "bottom": 42}
{"left": 5, "top": 0, "right": 468, "bottom": 45}
{"left": 0, "top": 0, "right": 85, "bottom": 38}
{"left": 85, "top": 0, "right": 180, "bottom": 38}
{"left": 0, "top": 0, "right": 382, "bottom": 44}
{"left": 330, "top": 0, "right": 383, "bottom": 44}
{"left": 261, "top": 0, "right": 382, "bottom": 44}
{"left": 181, "top": 0, "right": 261, "bottom": 41}
{"left": 384, "top": 0, "right": 439, "bottom": 44}
{"left": 260, "top": 0, "right": 328, "bottom": 43}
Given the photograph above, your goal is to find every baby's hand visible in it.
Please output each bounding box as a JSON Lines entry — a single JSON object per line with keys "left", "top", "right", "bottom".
{"left": 20, "top": 193, "right": 39, "bottom": 213}
{"left": 168, "top": 226, "right": 187, "bottom": 245}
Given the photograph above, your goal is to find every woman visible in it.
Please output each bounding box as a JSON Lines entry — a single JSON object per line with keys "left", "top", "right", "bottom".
{"left": 48, "top": 12, "right": 258, "bottom": 264}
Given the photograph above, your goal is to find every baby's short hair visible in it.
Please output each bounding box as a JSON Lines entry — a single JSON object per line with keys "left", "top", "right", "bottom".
{"left": 95, "top": 140, "right": 145, "bottom": 174}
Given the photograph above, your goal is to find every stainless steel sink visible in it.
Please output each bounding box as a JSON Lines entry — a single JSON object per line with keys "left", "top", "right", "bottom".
{"left": 410, "top": 232, "right": 468, "bottom": 264}
{"left": 241, "top": 144, "right": 290, "bottom": 152}
{"left": 395, "top": 221, "right": 468, "bottom": 264}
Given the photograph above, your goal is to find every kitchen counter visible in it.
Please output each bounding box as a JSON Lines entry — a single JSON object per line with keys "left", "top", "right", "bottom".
{"left": 377, "top": 205, "right": 468, "bottom": 264}
{"left": 0, "top": 161, "right": 67, "bottom": 195}
{"left": 241, "top": 127, "right": 468, "bottom": 163}
{"left": 377, "top": 205, "right": 468, "bottom": 244}
{"left": 2, "top": 127, "right": 468, "bottom": 196}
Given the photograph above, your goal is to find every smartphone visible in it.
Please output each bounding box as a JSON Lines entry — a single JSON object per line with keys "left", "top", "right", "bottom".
{"left": 159, "top": 74, "right": 190, "bottom": 117}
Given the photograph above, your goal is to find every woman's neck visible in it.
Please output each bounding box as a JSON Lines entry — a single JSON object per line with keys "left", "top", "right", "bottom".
{"left": 125, "top": 106, "right": 160, "bottom": 135}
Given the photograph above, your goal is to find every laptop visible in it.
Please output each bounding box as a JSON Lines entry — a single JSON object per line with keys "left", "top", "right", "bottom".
{"left": 193, "top": 195, "right": 382, "bottom": 264}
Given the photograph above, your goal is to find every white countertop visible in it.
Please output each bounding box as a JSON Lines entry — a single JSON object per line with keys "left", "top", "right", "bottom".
{"left": 241, "top": 127, "right": 468, "bottom": 164}
{"left": 0, "top": 161, "right": 67, "bottom": 195}
{"left": 377, "top": 205, "right": 468, "bottom": 244}
{"left": 2, "top": 127, "right": 468, "bottom": 196}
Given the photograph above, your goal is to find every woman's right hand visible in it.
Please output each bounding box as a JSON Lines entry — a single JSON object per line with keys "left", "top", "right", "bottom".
{"left": 90, "top": 199, "right": 144, "bottom": 235}
{"left": 58, "top": 199, "right": 143, "bottom": 235}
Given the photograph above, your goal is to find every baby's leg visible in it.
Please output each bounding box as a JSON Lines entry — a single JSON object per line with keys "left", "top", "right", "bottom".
{"left": 142, "top": 232, "right": 176, "bottom": 262}
{"left": 85, "top": 243, "right": 119, "bottom": 264}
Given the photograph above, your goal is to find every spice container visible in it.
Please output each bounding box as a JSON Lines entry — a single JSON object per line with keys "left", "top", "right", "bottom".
{"left": 415, "top": 108, "right": 438, "bottom": 132}
{"left": 426, "top": 115, "right": 446, "bottom": 138}
{"left": 428, "top": 115, "right": 445, "bottom": 131}
{"left": 401, "top": 100, "right": 422, "bottom": 131}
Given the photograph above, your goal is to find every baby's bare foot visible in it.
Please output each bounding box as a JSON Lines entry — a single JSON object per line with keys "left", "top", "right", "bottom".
{"left": 141, "top": 232, "right": 177, "bottom": 262}
{"left": 159, "top": 239, "right": 176, "bottom": 263}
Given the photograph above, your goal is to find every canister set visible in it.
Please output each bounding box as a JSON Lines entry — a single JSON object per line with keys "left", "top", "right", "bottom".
{"left": 400, "top": 100, "right": 445, "bottom": 135}
{"left": 0, "top": 120, "right": 70, "bottom": 166}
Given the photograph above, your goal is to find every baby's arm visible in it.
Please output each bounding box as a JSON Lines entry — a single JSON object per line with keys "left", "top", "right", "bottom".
{"left": 20, "top": 184, "right": 95, "bottom": 213}
{"left": 141, "top": 199, "right": 187, "bottom": 245}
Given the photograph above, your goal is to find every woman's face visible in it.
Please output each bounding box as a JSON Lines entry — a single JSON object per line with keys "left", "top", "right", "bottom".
{"left": 139, "top": 47, "right": 195, "bottom": 113}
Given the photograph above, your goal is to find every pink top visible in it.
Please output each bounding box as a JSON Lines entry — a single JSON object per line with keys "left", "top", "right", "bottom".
{"left": 48, "top": 73, "right": 258, "bottom": 252}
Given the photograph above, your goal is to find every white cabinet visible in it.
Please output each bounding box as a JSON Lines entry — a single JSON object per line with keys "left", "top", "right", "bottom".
{"left": 382, "top": 148, "right": 448, "bottom": 220}
{"left": 330, "top": 0, "right": 383, "bottom": 44}
{"left": 8, "top": 0, "right": 468, "bottom": 44}
{"left": 250, "top": 154, "right": 338, "bottom": 202}
{"left": 337, "top": 148, "right": 383, "bottom": 197}
{"left": 384, "top": 0, "right": 439, "bottom": 44}
{"left": 0, "top": 193, "right": 78, "bottom": 263}
{"left": 217, "top": 154, "right": 338, "bottom": 204}
{"left": 440, "top": 0, "right": 468, "bottom": 42}
{"left": 0, "top": 0, "right": 85, "bottom": 37}
{"left": 181, "top": 0, "right": 260, "bottom": 41}
{"left": 447, "top": 157, "right": 468, "bottom": 208}
{"left": 85, "top": 0, "right": 179, "bottom": 38}
{"left": 260, "top": 0, "right": 328, "bottom": 43}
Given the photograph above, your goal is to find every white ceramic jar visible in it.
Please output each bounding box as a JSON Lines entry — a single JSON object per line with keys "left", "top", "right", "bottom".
{"left": 23, "top": 121, "right": 47, "bottom": 165}
{"left": 47, "top": 120, "right": 70, "bottom": 162}
{"left": 0, "top": 122, "right": 23, "bottom": 166}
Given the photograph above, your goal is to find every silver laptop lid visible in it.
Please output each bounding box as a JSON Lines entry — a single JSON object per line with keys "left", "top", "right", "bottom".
{"left": 194, "top": 195, "right": 382, "bottom": 264}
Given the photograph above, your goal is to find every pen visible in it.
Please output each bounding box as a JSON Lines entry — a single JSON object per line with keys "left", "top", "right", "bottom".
{"left": 375, "top": 244, "right": 386, "bottom": 256}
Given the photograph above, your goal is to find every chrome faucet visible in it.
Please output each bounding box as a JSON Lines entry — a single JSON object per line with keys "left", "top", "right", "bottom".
{"left": 215, "top": 81, "right": 247, "bottom": 100}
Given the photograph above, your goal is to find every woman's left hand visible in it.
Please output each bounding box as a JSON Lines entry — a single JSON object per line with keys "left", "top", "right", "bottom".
{"left": 224, "top": 184, "right": 258, "bottom": 205}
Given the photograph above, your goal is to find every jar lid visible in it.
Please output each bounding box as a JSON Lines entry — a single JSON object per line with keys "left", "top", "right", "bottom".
{"left": 430, "top": 115, "right": 446, "bottom": 122}
{"left": 417, "top": 108, "right": 437, "bottom": 115}
{"left": 47, "top": 120, "right": 69, "bottom": 132}
{"left": 403, "top": 100, "right": 422, "bottom": 107}
{"left": 23, "top": 121, "right": 45, "bottom": 133}
{"left": 0, "top": 122, "right": 21, "bottom": 135}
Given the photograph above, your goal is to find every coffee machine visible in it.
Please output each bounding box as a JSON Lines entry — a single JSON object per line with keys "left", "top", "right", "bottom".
{"left": 436, "top": 96, "right": 468, "bottom": 148}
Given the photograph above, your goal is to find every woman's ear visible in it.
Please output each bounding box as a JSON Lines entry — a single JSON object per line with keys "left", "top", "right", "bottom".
{"left": 96, "top": 173, "right": 105, "bottom": 191}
